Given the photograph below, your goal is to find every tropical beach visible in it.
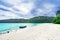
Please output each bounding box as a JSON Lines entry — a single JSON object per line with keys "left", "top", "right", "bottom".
{"left": 0, "top": 0, "right": 60, "bottom": 40}
{"left": 0, "top": 23, "right": 60, "bottom": 40}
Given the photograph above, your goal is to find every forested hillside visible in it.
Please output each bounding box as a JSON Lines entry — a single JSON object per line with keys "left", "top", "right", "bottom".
{"left": 0, "top": 16, "right": 54, "bottom": 23}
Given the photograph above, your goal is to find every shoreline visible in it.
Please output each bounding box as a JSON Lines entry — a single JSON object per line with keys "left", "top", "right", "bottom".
{"left": 0, "top": 23, "right": 60, "bottom": 40}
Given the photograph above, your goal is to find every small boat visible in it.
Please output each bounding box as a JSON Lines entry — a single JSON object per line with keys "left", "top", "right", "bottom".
{"left": 19, "top": 26, "right": 26, "bottom": 29}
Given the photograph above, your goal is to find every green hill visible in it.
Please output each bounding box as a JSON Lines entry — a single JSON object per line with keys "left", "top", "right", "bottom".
{"left": 0, "top": 16, "right": 54, "bottom": 23}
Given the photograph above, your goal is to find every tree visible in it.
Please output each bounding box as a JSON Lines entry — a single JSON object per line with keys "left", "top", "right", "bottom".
{"left": 53, "top": 10, "right": 60, "bottom": 24}
{"left": 56, "top": 10, "right": 60, "bottom": 15}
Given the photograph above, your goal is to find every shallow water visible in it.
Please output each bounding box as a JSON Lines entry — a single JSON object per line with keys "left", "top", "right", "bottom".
{"left": 0, "top": 23, "right": 40, "bottom": 32}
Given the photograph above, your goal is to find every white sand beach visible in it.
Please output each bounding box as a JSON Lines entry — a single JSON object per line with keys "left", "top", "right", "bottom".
{"left": 0, "top": 23, "right": 60, "bottom": 40}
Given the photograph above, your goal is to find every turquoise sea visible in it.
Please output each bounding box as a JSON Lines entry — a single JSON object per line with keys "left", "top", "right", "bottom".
{"left": 0, "top": 23, "right": 39, "bottom": 33}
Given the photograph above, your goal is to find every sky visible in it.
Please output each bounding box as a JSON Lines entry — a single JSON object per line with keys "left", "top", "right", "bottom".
{"left": 0, "top": 0, "right": 60, "bottom": 20}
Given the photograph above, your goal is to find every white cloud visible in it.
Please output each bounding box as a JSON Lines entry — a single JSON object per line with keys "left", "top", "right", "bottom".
{"left": 0, "top": 0, "right": 35, "bottom": 19}
{"left": 4, "top": 0, "right": 22, "bottom": 5}
{"left": 3, "top": 0, "right": 35, "bottom": 15}
{"left": 14, "top": 1, "right": 34, "bottom": 15}
{"left": 35, "top": 3, "right": 56, "bottom": 16}
{"left": 0, "top": 0, "right": 58, "bottom": 20}
{"left": 0, "top": 10, "right": 24, "bottom": 20}
{"left": 0, "top": 5, "right": 17, "bottom": 13}
{"left": 43, "top": 3, "right": 56, "bottom": 10}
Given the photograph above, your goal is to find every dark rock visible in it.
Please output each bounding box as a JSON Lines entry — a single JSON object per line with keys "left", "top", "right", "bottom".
{"left": 7, "top": 31, "right": 9, "bottom": 33}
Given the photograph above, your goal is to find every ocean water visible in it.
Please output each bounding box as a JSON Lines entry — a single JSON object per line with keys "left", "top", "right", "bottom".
{"left": 0, "top": 23, "right": 39, "bottom": 32}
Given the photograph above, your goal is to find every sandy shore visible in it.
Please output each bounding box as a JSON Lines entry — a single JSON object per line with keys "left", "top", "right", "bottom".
{"left": 0, "top": 23, "right": 60, "bottom": 40}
